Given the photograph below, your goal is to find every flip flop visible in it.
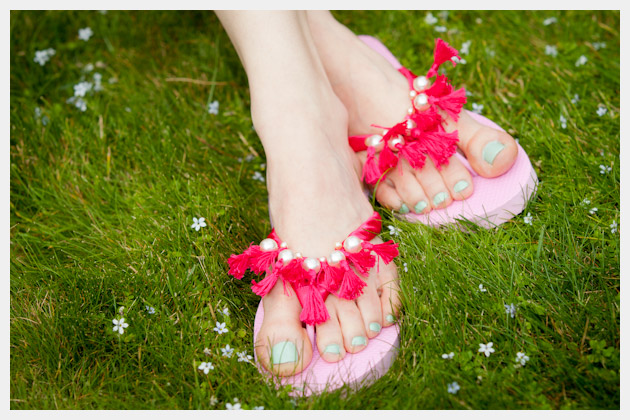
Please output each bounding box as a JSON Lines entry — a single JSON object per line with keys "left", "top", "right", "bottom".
{"left": 354, "top": 35, "right": 538, "bottom": 228}
{"left": 228, "top": 212, "right": 401, "bottom": 397}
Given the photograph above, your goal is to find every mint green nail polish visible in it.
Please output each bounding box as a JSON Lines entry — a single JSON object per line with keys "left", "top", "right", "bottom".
{"left": 482, "top": 141, "right": 505, "bottom": 165}
{"left": 453, "top": 180, "right": 469, "bottom": 193}
{"left": 351, "top": 336, "right": 367, "bottom": 347}
{"left": 399, "top": 204, "right": 409, "bottom": 214}
{"left": 324, "top": 344, "right": 340, "bottom": 355}
{"left": 271, "top": 341, "right": 298, "bottom": 365}
{"left": 386, "top": 314, "right": 395, "bottom": 323}
{"left": 433, "top": 192, "right": 448, "bottom": 206}
{"left": 369, "top": 322, "right": 382, "bottom": 333}
{"left": 414, "top": 200, "right": 428, "bottom": 213}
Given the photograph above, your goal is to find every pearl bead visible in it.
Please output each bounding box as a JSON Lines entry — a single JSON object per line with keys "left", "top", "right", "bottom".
{"left": 302, "top": 257, "right": 321, "bottom": 273}
{"left": 409, "top": 90, "right": 417, "bottom": 98}
{"left": 328, "top": 250, "right": 346, "bottom": 266}
{"left": 364, "top": 134, "right": 384, "bottom": 152}
{"left": 295, "top": 252, "right": 302, "bottom": 258}
{"left": 407, "top": 107, "right": 414, "bottom": 115}
{"left": 390, "top": 135, "right": 405, "bottom": 149}
{"left": 260, "top": 238, "right": 278, "bottom": 252}
{"left": 343, "top": 235, "right": 363, "bottom": 253}
{"left": 280, "top": 242, "right": 287, "bottom": 248}
{"left": 413, "top": 76, "right": 428, "bottom": 91}
{"left": 406, "top": 119, "right": 417, "bottom": 130}
{"left": 335, "top": 242, "right": 343, "bottom": 250}
{"left": 278, "top": 249, "right": 294, "bottom": 263}
{"left": 319, "top": 257, "right": 326, "bottom": 262}
{"left": 413, "top": 93, "right": 428, "bottom": 109}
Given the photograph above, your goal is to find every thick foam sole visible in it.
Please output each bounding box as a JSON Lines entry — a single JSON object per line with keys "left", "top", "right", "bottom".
{"left": 358, "top": 35, "right": 538, "bottom": 228}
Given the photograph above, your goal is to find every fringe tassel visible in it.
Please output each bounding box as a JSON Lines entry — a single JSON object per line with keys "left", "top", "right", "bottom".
{"left": 299, "top": 284, "right": 330, "bottom": 325}
{"left": 362, "top": 240, "right": 400, "bottom": 265}
{"left": 427, "top": 39, "right": 461, "bottom": 78}
{"left": 320, "top": 262, "right": 344, "bottom": 293}
{"left": 251, "top": 260, "right": 282, "bottom": 297}
{"left": 431, "top": 88, "right": 467, "bottom": 122}
{"left": 248, "top": 247, "right": 281, "bottom": 275}
{"left": 378, "top": 141, "right": 399, "bottom": 174}
{"left": 363, "top": 147, "right": 382, "bottom": 185}
{"left": 420, "top": 130, "right": 460, "bottom": 169}
{"left": 399, "top": 141, "right": 427, "bottom": 170}
{"left": 227, "top": 244, "right": 254, "bottom": 279}
{"left": 337, "top": 260, "right": 367, "bottom": 300}
{"left": 343, "top": 248, "right": 375, "bottom": 277}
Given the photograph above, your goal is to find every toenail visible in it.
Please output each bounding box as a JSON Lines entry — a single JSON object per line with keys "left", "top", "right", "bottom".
{"left": 369, "top": 322, "right": 382, "bottom": 333}
{"left": 414, "top": 200, "right": 428, "bottom": 213}
{"left": 433, "top": 192, "right": 448, "bottom": 206}
{"left": 271, "top": 341, "right": 298, "bottom": 365}
{"left": 351, "top": 336, "right": 367, "bottom": 347}
{"left": 453, "top": 180, "right": 469, "bottom": 193}
{"left": 399, "top": 204, "right": 409, "bottom": 214}
{"left": 386, "top": 314, "right": 395, "bottom": 323}
{"left": 482, "top": 141, "right": 506, "bottom": 165}
{"left": 324, "top": 344, "right": 341, "bottom": 355}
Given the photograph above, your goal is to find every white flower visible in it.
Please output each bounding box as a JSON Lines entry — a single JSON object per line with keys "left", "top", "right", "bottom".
{"left": 504, "top": 303, "right": 516, "bottom": 318}
{"left": 83, "top": 63, "right": 94, "bottom": 72}
{"left": 252, "top": 171, "right": 265, "bottom": 182}
{"left": 207, "top": 100, "right": 219, "bottom": 115}
{"left": 471, "top": 103, "right": 484, "bottom": 114}
{"left": 543, "top": 17, "right": 557, "bottom": 26}
{"left": 438, "top": 10, "right": 449, "bottom": 20}
{"left": 478, "top": 342, "right": 495, "bottom": 357}
{"left": 210, "top": 395, "right": 218, "bottom": 406}
{"left": 226, "top": 398, "right": 241, "bottom": 410}
{"left": 34, "top": 48, "right": 55, "bottom": 66}
{"left": 191, "top": 217, "right": 207, "bottom": 231}
{"left": 93, "top": 73, "right": 103, "bottom": 91}
{"left": 221, "top": 344, "right": 234, "bottom": 358}
{"left": 610, "top": 220, "right": 618, "bottom": 233}
{"left": 523, "top": 212, "right": 533, "bottom": 225}
{"left": 403, "top": 262, "right": 408, "bottom": 273}
{"left": 112, "top": 317, "right": 129, "bottom": 334}
{"left": 221, "top": 307, "right": 230, "bottom": 316}
{"left": 559, "top": 115, "right": 567, "bottom": 129}
{"left": 213, "top": 321, "right": 228, "bottom": 335}
{"left": 118, "top": 306, "right": 125, "bottom": 315}
{"left": 73, "top": 81, "right": 93, "bottom": 97}
{"left": 424, "top": 12, "right": 438, "bottom": 25}
{"left": 198, "top": 361, "right": 214, "bottom": 374}
{"left": 145, "top": 305, "right": 156, "bottom": 314}
{"left": 387, "top": 225, "right": 402, "bottom": 236}
{"left": 545, "top": 45, "right": 558, "bottom": 57}
{"left": 78, "top": 27, "right": 94, "bottom": 41}
{"left": 237, "top": 351, "right": 253, "bottom": 363}
{"left": 253, "top": 406, "right": 265, "bottom": 410}
{"left": 447, "top": 381, "right": 460, "bottom": 394}
{"left": 593, "top": 41, "right": 606, "bottom": 50}
{"left": 575, "top": 55, "right": 588, "bottom": 67}
{"left": 515, "top": 352, "right": 530, "bottom": 366}
{"left": 460, "top": 40, "right": 472, "bottom": 55}
{"left": 596, "top": 106, "right": 607, "bottom": 117}
{"left": 589, "top": 207, "right": 598, "bottom": 215}
{"left": 478, "top": 284, "right": 487, "bottom": 292}
{"left": 599, "top": 164, "right": 612, "bottom": 174}
{"left": 434, "top": 26, "right": 447, "bottom": 33}
{"left": 571, "top": 94, "right": 580, "bottom": 104}
{"left": 475, "top": 17, "right": 483, "bottom": 24}
{"left": 581, "top": 198, "right": 591, "bottom": 206}
{"left": 442, "top": 352, "right": 455, "bottom": 359}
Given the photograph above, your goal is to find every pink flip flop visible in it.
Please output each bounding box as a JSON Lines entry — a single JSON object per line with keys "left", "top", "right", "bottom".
{"left": 355, "top": 35, "right": 538, "bottom": 228}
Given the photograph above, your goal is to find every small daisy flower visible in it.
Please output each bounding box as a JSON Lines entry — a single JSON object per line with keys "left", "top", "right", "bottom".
{"left": 447, "top": 381, "right": 460, "bottom": 394}
{"left": 237, "top": 351, "right": 253, "bottom": 363}
{"left": 479, "top": 284, "right": 487, "bottom": 292}
{"left": 221, "top": 307, "right": 230, "bottom": 317}
{"left": 73, "top": 81, "right": 93, "bottom": 97}
{"left": 593, "top": 41, "right": 606, "bottom": 50}
{"left": 253, "top": 406, "right": 265, "bottom": 410}
{"left": 575, "top": 55, "right": 588, "bottom": 67}
{"left": 191, "top": 217, "right": 207, "bottom": 231}
{"left": 434, "top": 26, "right": 447, "bottom": 33}
{"left": 559, "top": 115, "right": 567, "bottom": 129}
{"left": 210, "top": 395, "right": 218, "bottom": 406}
{"left": 581, "top": 198, "right": 591, "bottom": 206}
{"left": 207, "top": 100, "right": 219, "bottom": 115}
{"left": 545, "top": 45, "right": 558, "bottom": 57}
{"left": 596, "top": 106, "right": 608, "bottom": 117}
{"left": 198, "top": 361, "right": 214, "bottom": 374}
{"left": 221, "top": 344, "right": 234, "bottom": 358}
{"left": 78, "top": 27, "right": 94, "bottom": 41}
{"left": 599, "top": 164, "right": 612, "bottom": 174}
{"left": 424, "top": 12, "right": 438, "bottom": 25}
{"left": 213, "top": 321, "right": 228, "bottom": 335}
{"left": 442, "top": 352, "right": 455, "bottom": 359}
{"left": 93, "top": 73, "right": 103, "bottom": 91}
{"left": 252, "top": 171, "right": 265, "bottom": 182}
{"left": 523, "top": 212, "right": 533, "bottom": 225}
{"left": 34, "top": 48, "right": 55, "bottom": 66}
{"left": 460, "top": 40, "right": 472, "bottom": 55}
{"left": 571, "top": 94, "right": 580, "bottom": 104}
{"left": 515, "top": 352, "right": 530, "bottom": 366}
{"left": 112, "top": 317, "right": 129, "bottom": 334}
{"left": 610, "top": 220, "right": 618, "bottom": 233}
{"left": 145, "top": 305, "right": 156, "bottom": 314}
{"left": 589, "top": 207, "right": 598, "bottom": 215}
{"left": 478, "top": 342, "right": 495, "bottom": 357}
{"left": 387, "top": 225, "right": 402, "bottom": 236}
{"left": 504, "top": 303, "right": 516, "bottom": 318}
{"left": 543, "top": 17, "right": 557, "bottom": 26}
{"left": 226, "top": 398, "right": 241, "bottom": 410}
{"left": 203, "top": 347, "right": 212, "bottom": 356}
{"left": 83, "top": 63, "right": 95, "bottom": 72}
{"left": 403, "top": 262, "right": 408, "bottom": 273}
{"left": 472, "top": 103, "right": 484, "bottom": 114}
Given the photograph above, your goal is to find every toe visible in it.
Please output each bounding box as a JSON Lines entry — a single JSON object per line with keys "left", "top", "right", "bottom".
{"left": 373, "top": 180, "right": 407, "bottom": 214}
{"left": 388, "top": 160, "right": 432, "bottom": 214}
{"left": 315, "top": 299, "right": 346, "bottom": 363}
{"left": 414, "top": 159, "right": 453, "bottom": 210}
{"left": 437, "top": 153, "right": 474, "bottom": 200}
{"left": 354, "top": 271, "right": 384, "bottom": 339}
{"left": 330, "top": 295, "right": 369, "bottom": 354}
{"left": 377, "top": 260, "right": 401, "bottom": 327}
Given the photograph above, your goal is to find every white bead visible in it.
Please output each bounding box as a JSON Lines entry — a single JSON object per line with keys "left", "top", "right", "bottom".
{"left": 295, "top": 252, "right": 302, "bottom": 258}
{"left": 328, "top": 250, "right": 346, "bottom": 265}
{"left": 260, "top": 238, "right": 278, "bottom": 252}
{"left": 343, "top": 235, "right": 362, "bottom": 253}
{"left": 406, "top": 119, "right": 417, "bottom": 130}
{"left": 302, "top": 257, "right": 321, "bottom": 272}
{"left": 278, "top": 249, "right": 294, "bottom": 263}
{"left": 335, "top": 242, "right": 343, "bottom": 250}
{"left": 364, "top": 134, "right": 384, "bottom": 152}
{"left": 413, "top": 76, "right": 428, "bottom": 91}
{"left": 280, "top": 242, "right": 287, "bottom": 248}
{"left": 409, "top": 90, "right": 417, "bottom": 97}
{"left": 319, "top": 257, "right": 326, "bottom": 262}
{"left": 390, "top": 135, "right": 405, "bottom": 149}
{"left": 414, "top": 93, "right": 428, "bottom": 109}
{"left": 407, "top": 107, "right": 414, "bottom": 115}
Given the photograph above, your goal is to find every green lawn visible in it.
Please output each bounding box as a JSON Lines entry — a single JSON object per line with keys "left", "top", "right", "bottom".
{"left": 10, "top": 10, "right": 619, "bottom": 409}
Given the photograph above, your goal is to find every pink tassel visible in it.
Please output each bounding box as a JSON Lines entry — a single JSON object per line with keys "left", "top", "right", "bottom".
{"left": 337, "top": 260, "right": 367, "bottom": 300}
{"left": 343, "top": 248, "right": 375, "bottom": 277}
{"left": 251, "top": 260, "right": 282, "bottom": 297}
{"left": 424, "top": 75, "right": 453, "bottom": 98}
{"left": 378, "top": 141, "right": 399, "bottom": 175}
{"left": 399, "top": 141, "right": 427, "bottom": 170}
{"left": 431, "top": 87, "right": 467, "bottom": 122}
{"left": 249, "top": 247, "right": 280, "bottom": 275}
{"left": 410, "top": 107, "right": 442, "bottom": 132}
{"left": 427, "top": 39, "right": 461, "bottom": 78}
{"left": 279, "top": 259, "right": 304, "bottom": 296}
{"left": 227, "top": 251, "right": 251, "bottom": 279}
{"left": 299, "top": 284, "right": 330, "bottom": 325}
{"left": 362, "top": 241, "right": 400, "bottom": 265}
{"left": 363, "top": 147, "right": 382, "bottom": 185}
{"left": 320, "top": 262, "right": 344, "bottom": 293}
{"left": 419, "top": 130, "right": 459, "bottom": 169}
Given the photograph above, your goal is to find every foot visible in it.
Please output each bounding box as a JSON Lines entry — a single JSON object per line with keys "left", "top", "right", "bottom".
{"left": 307, "top": 12, "right": 518, "bottom": 215}
{"left": 252, "top": 86, "right": 400, "bottom": 376}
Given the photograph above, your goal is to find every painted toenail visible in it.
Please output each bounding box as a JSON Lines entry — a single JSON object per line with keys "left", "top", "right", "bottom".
{"left": 433, "top": 192, "right": 448, "bottom": 206}
{"left": 386, "top": 314, "right": 395, "bottom": 323}
{"left": 453, "top": 180, "right": 469, "bottom": 193}
{"left": 351, "top": 336, "right": 367, "bottom": 347}
{"left": 271, "top": 341, "right": 298, "bottom": 365}
{"left": 414, "top": 200, "right": 428, "bottom": 213}
{"left": 324, "top": 344, "right": 341, "bottom": 355}
{"left": 369, "top": 322, "right": 382, "bottom": 333}
{"left": 482, "top": 141, "right": 505, "bottom": 165}
{"left": 399, "top": 203, "right": 409, "bottom": 214}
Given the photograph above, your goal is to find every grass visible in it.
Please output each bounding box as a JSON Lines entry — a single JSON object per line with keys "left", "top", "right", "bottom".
{"left": 10, "top": 10, "right": 619, "bottom": 409}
